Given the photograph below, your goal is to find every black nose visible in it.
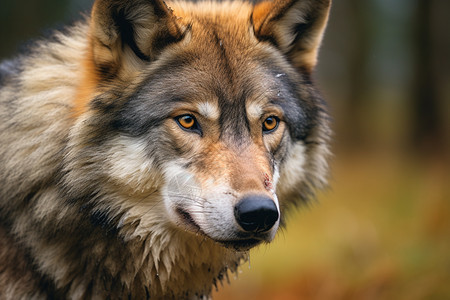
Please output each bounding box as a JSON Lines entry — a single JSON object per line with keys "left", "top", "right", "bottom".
{"left": 234, "top": 195, "right": 279, "bottom": 233}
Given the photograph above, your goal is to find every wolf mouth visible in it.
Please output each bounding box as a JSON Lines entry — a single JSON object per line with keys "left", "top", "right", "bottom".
{"left": 217, "top": 238, "right": 263, "bottom": 251}
{"left": 175, "top": 207, "right": 265, "bottom": 251}
{"left": 176, "top": 207, "right": 202, "bottom": 232}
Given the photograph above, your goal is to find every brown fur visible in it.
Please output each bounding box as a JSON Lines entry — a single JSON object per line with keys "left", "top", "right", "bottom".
{"left": 0, "top": 0, "right": 332, "bottom": 299}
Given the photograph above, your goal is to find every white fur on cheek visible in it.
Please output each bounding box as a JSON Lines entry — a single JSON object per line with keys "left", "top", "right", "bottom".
{"left": 161, "top": 162, "right": 203, "bottom": 225}
{"left": 106, "top": 135, "right": 160, "bottom": 192}
{"left": 272, "top": 167, "right": 281, "bottom": 210}
{"left": 277, "top": 142, "right": 307, "bottom": 192}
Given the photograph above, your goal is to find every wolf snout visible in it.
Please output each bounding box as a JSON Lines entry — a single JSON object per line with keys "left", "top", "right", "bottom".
{"left": 234, "top": 195, "right": 279, "bottom": 233}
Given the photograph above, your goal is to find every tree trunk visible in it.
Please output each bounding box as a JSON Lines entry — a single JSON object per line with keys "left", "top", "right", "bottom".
{"left": 410, "top": 0, "right": 446, "bottom": 157}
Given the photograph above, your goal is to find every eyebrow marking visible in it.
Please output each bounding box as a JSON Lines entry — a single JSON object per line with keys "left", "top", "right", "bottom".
{"left": 196, "top": 101, "right": 220, "bottom": 120}
{"left": 246, "top": 101, "right": 263, "bottom": 120}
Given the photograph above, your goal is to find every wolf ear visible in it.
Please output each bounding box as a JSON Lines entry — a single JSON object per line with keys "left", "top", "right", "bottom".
{"left": 89, "top": 0, "right": 185, "bottom": 74}
{"left": 252, "top": 0, "right": 331, "bottom": 72}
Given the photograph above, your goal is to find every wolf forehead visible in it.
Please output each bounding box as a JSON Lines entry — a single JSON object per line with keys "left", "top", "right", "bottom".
{"left": 99, "top": 44, "right": 320, "bottom": 142}
{"left": 86, "top": 1, "right": 324, "bottom": 141}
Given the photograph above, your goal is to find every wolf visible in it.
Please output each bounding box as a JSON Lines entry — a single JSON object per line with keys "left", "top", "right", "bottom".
{"left": 0, "top": 0, "right": 331, "bottom": 299}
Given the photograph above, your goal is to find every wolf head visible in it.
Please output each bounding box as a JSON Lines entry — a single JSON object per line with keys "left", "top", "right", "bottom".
{"left": 66, "top": 0, "right": 331, "bottom": 252}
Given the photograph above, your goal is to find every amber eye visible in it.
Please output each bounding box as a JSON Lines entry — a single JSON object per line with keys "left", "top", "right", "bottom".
{"left": 175, "top": 114, "right": 202, "bottom": 135}
{"left": 177, "top": 115, "right": 195, "bottom": 129}
{"left": 262, "top": 116, "right": 279, "bottom": 133}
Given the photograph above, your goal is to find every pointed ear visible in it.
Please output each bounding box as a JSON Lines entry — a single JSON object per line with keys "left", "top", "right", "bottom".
{"left": 89, "top": 0, "right": 186, "bottom": 76}
{"left": 252, "top": 0, "right": 331, "bottom": 72}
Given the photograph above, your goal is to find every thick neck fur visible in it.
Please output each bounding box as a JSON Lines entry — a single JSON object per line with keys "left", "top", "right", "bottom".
{"left": 25, "top": 192, "right": 244, "bottom": 299}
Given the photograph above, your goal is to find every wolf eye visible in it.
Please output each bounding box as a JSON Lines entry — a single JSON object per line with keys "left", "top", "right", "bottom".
{"left": 177, "top": 115, "right": 195, "bottom": 129}
{"left": 175, "top": 114, "right": 202, "bottom": 134}
{"left": 262, "top": 116, "right": 279, "bottom": 133}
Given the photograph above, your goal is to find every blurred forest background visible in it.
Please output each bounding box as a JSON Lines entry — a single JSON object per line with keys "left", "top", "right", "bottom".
{"left": 1, "top": 0, "right": 449, "bottom": 299}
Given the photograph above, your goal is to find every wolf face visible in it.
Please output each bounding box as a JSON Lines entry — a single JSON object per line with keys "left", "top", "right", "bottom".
{"left": 64, "top": 0, "right": 331, "bottom": 251}
{"left": 0, "top": 0, "right": 331, "bottom": 298}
